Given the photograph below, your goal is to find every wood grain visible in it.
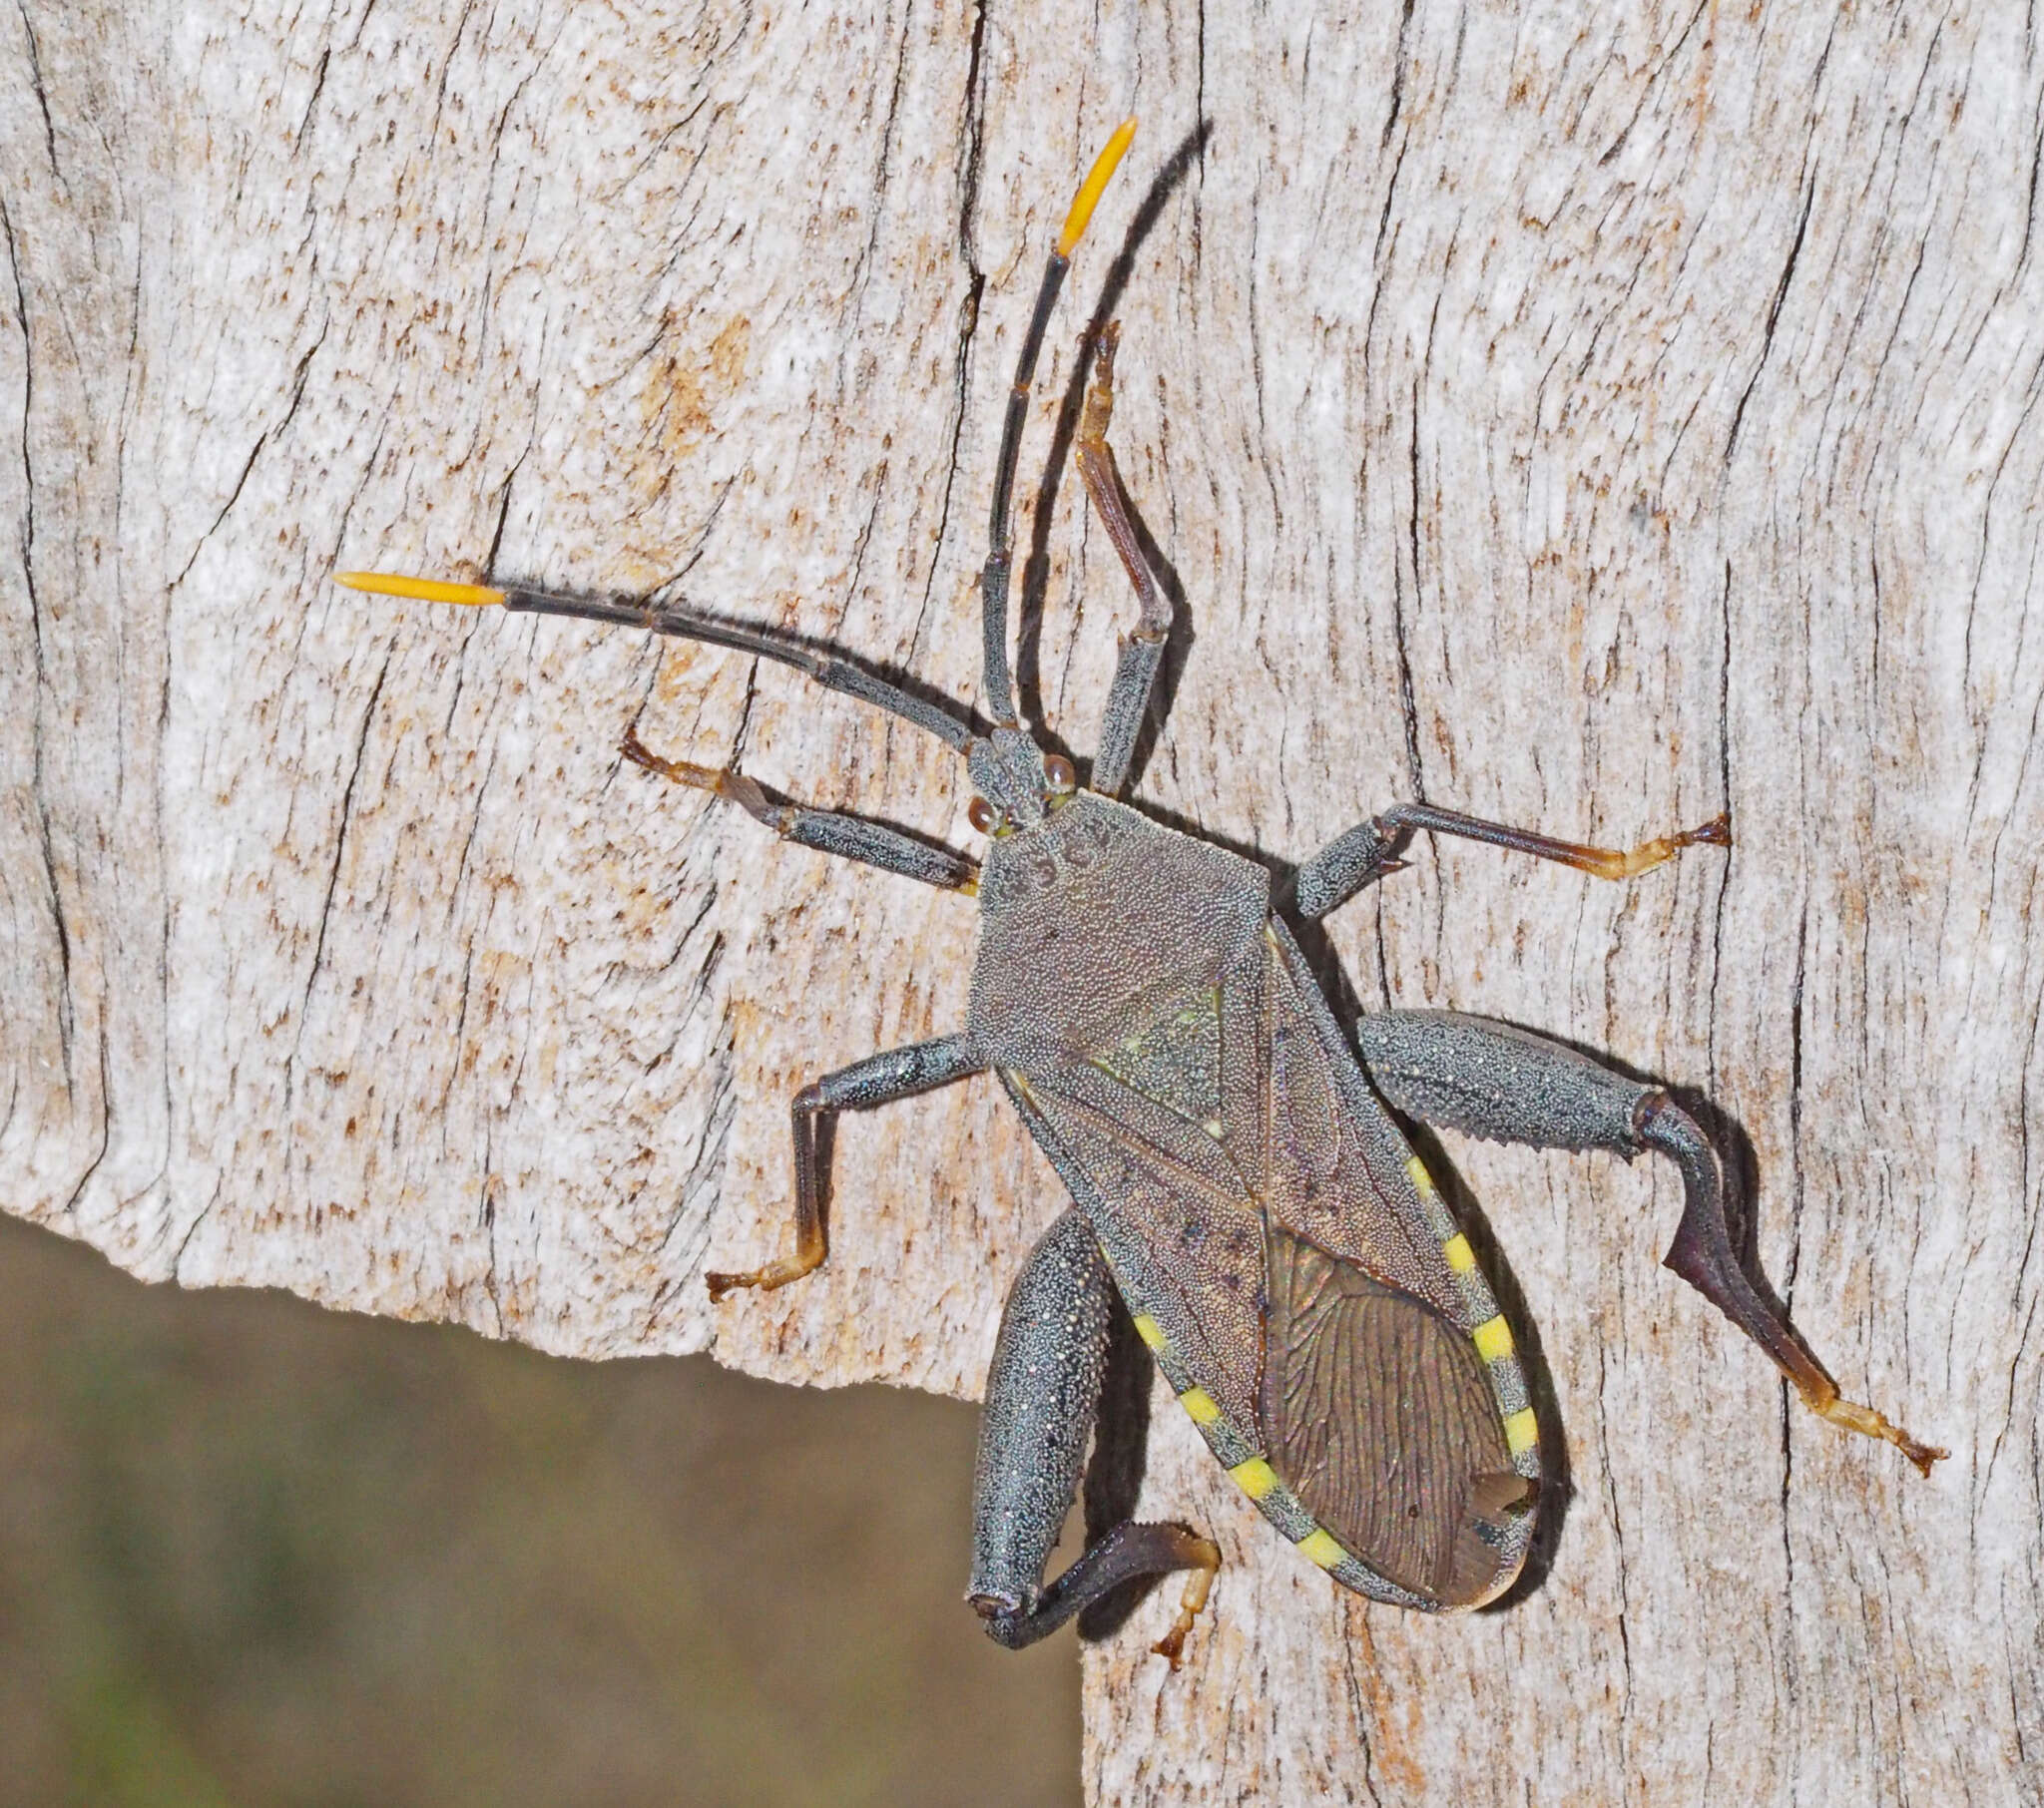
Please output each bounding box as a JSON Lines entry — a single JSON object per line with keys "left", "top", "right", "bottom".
{"left": 5, "top": 1, "right": 2038, "bottom": 1800}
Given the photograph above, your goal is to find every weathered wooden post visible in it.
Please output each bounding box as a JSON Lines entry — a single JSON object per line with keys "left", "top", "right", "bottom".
{"left": 6, "top": 4, "right": 2037, "bottom": 1798}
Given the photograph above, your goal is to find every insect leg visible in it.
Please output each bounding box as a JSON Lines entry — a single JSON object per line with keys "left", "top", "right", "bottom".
{"left": 1294, "top": 801, "right": 1731, "bottom": 919}
{"left": 1076, "top": 323, "right": 1174, "bottom": 799}
{"left": 970, "top": 1208, "right": 1221, "bottom": 1665}
{"left": 705, "top": 1033, "right": 985, "bottom": 1301}
{"left": 1355, "top": 1009, "right": 1946, "bottom": 1475}
{"left": 620, "top": 727, "right": 976, "bottom": 892}
{"left": 333, "top": 572, "right": 971, "bottom": 751}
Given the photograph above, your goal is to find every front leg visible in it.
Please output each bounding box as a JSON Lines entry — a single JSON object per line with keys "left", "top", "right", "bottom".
{"left": 1356, "top": 1010, "right": 1944, "bottom": 1475}
{"left": 1076, "top": 323, "right": 1177, "bottom": 800}
{"left": 622, "top": 728, "right": 977, "bottom": 894}
{"left": 706, "top": 1033, "right": 985, "bottom": 1300}
{"left": 1295, "top": 800, "right": 1730, "bottom": 920}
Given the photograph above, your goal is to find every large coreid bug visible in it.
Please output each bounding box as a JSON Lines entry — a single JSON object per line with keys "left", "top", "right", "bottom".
{"left": 338, "top": 120, "right": 1942, "bottom": 1664}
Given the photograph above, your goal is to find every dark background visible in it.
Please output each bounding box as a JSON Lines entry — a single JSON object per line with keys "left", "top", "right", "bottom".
{"left": 0, "top": 1212, "right": 1080, "bottom": 1806}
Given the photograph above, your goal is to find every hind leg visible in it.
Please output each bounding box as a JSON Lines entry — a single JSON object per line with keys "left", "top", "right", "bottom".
{"left": 970, "top": 1208, "right": 1220, "bottom": 1665}
{"left": 1356, "top": 1009, "right": 1944, "bottom": 1475}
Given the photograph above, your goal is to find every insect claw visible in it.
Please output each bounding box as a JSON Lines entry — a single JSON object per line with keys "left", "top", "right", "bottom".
{"left": 1150, "top": 1625, "right": 1190, "bottom": 1671}
{"left": 619, "top": 725, "right": 718, "bottom": 790}
{"left": 1905, "top": 1439, "right": 1950, "bottom": 1480}
{"left": 1148, "top": 1534, "right": 1221, "bottom": 1670}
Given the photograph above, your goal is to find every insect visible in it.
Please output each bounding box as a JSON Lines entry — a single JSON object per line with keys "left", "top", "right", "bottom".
{"left": 337, "top": 119, "right": 1942, "bottom": 1664}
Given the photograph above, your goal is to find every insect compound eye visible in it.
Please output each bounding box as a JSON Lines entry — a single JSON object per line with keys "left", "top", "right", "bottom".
{"left": 968, "top": 795, "right": 1002, "bottom": 835}
{"left": 1043, "top": 753, "right": 1077, "bottom": 794}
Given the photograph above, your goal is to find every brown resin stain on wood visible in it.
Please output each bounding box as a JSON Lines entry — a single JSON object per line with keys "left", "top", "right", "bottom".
{"left": 1344, "top": 1608, "right": 1428, "bottom": 1799}
{"left": 649, "top": 314, "right": 754, "bottom": 463}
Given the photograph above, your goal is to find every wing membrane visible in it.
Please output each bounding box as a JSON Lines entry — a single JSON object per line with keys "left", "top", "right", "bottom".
{"left": 1263, "top": 1227, "right": 1525, "bottom": 1604}
{"left": 1008, "top": 914, "right": 1533, "bottom": 1607}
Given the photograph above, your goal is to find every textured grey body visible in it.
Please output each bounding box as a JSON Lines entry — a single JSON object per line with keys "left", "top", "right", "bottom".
{"left": 352, "top": 135, "right": 1937, "bottom": 1670}
{"left": 964, "top": 792, "right": 1538, "bottom": 1612}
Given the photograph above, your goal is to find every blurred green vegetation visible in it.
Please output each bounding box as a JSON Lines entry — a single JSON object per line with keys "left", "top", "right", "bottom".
{"left": 0, "top": 1212, "right": 1078, "bottom": 1807}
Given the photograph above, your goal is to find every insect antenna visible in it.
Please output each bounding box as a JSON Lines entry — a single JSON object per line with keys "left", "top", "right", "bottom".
{"left": 338, "top": 121, "right": 1138, "bottom": 753}
{"left": 330, "top": 571, "right": 974, "bottom": 750}
{"left": 978, "top": 116, "right": 1137, "bottom": 730}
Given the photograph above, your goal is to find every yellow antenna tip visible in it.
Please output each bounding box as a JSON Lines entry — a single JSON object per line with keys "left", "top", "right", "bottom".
{"left": 1056, "top": 116, "right": 1138, "bottom": 258}
{"left": 333, "top": 570, "right": 506, "bottom": 608}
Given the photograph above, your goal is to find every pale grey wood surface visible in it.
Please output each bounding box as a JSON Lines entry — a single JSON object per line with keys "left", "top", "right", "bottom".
{"left": 5, "top": 2, "right": 2038, "bottom": 1801}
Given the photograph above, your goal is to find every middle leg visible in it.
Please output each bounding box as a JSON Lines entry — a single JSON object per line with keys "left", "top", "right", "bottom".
{"left": 705, "top": 1033, "right": 985, "bottom": 1300}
